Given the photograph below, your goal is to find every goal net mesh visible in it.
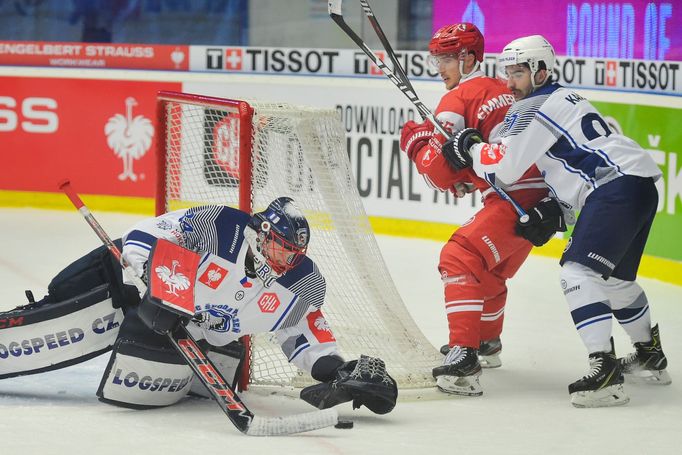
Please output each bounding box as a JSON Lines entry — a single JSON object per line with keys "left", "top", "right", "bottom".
{"left": 159, "top": 93, "right": 440, "bottom": 389}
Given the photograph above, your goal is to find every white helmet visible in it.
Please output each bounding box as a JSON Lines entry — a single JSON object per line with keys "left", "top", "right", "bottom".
{"left": 497, "top": 35, "right": 555, "bottom": 87}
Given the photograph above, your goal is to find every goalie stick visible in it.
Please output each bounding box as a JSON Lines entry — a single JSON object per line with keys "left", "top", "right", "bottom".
{"left": 329, "top": 0, "right": 529, "bottom": 222}
{"left": 58, "top": 179, "right": 347, "bottom": 436}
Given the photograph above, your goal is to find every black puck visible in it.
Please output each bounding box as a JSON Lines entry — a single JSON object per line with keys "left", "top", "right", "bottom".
{"left": 334, "top": 419, "right": 354, "bottom": 429}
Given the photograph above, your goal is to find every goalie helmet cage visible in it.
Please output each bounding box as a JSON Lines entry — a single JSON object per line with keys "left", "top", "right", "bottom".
{"left": 155, "top": 90, "right": 440, "bottom": 391}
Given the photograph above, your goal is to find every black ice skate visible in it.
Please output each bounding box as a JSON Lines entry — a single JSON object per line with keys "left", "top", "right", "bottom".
{"left": 619, "top": 324, "right": 671, "bottom": 385}
{"left": 440, "top": 338, "right": 502, "bottom": 369}
{"left": 569, "top": 351, "right": 629, "bottom": 408}
{"left": 433, "top": 346, "right": 482, "bottom": 396}
{"left": 478, "top": 338, "right": 502, "bottom": 368}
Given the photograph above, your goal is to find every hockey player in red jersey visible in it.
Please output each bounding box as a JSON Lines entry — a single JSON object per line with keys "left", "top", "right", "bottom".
{"left": 399, "top": 23, "right": 554, "bottom": 396}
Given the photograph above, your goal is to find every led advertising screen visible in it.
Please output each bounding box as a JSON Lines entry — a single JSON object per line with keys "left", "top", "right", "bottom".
{"left": 433, "top": 1, "right": 681, "bottom": 61}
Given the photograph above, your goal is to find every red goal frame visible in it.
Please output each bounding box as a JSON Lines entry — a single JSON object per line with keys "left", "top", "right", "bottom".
{"left": 155, "top": 90, "right": 255, "bottom": 390}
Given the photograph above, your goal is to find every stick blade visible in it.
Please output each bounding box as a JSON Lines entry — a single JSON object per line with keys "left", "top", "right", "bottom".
{"left": 245, "top": 408, "right": 339, "bottom": 436}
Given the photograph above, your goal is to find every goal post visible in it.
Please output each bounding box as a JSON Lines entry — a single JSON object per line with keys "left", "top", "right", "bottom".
{"left": 155, "top": 90, "right": 440, "bottom": 391}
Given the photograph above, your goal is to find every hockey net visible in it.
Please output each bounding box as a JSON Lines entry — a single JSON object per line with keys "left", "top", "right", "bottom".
{"left": 156, "top": 91, "right": 440, "bottom": 390}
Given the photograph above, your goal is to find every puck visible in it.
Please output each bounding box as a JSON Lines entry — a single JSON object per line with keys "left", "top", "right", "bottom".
{"left": 334, "top": 419, "right": 354, "bottom": 429}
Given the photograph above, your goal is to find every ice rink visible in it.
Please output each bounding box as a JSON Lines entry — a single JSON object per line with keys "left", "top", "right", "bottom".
{"left": 1, "top": 208, "right": 680, "bottom": 455}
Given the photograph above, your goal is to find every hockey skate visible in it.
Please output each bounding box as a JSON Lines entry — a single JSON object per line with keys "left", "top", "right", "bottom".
{"left": 433, "top": 346, "right": 483, "bottom": 396}
{"left": 478, "top": 338, "right": 502, "bottom": 368}
{"left": 619, "top": 324, "right": 671, "bottom": 385}
{"left": 569, "top": 351, "right": 629, "bottom": 408}
{"left": 440, "top": 338, "right": 502, "bottom": 369}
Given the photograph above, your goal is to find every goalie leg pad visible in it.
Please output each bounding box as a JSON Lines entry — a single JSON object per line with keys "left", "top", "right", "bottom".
{"left": 0, "top": 285, "right": 123, "bottom": 379}
{"left": 46, "top": 239, "right": 139, "bottom": 309}
{"left": 97, "top": 307, "right": 193, "bottom": 408}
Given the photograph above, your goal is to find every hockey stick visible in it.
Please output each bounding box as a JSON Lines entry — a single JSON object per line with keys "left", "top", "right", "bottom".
{"left": 329, "top": 0, "right": 529, "bottom": 221}
{"left": 58, "top": 180, "right": 345, "bottom": 436}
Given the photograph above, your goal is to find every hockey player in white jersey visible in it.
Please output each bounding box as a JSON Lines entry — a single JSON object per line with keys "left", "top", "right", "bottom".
{"left": 0, "top": 198, "right": 397, "bottom": 415}
{"left": 440, "top": 35, "right": 671, "bottom": 408}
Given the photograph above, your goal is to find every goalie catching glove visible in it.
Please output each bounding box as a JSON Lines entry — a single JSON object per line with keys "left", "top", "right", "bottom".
{"left": 516, "top": 197, "right": 567, "bottom": 247}
{"left": 300, "top": 354, "right": 398, "bottom": 415}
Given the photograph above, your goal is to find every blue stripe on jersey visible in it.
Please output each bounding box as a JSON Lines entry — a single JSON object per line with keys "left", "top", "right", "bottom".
{"left": 538, "top": 111, "right": 621, "bottom": 185}
{"left": 278, "top": 258, "right": 326, "bottom": 309}
{"left": 571, "top": 301, "right": 611, "bottom": 326}
{"left": 270, "top": 295, "right": 299, "bottom": 331}
{"left": 181, "top": 206, "right": 249, "bottom": 262}
{"left": 124, "top": 230, "right": 157, "bottom": 250}
{"left": 581, "top": 143, "right": 624, "bottom": 175}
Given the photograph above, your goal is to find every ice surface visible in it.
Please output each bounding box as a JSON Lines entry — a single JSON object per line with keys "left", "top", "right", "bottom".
{"left": 1, "top": 208, "right": 680, "bottom": 455}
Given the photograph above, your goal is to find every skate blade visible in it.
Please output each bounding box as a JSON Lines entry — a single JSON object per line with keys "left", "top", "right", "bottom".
{"left": 625, "top": 368, "right": 672, "bottom": 386}
{"left": 570, "top": 384, "right": 630, "bottom": 408}
{"left": 479, "top": 353, "right": 501, "bottom": 369}
{"left": 436, "top": 374, "right": 483, "bottom": 397}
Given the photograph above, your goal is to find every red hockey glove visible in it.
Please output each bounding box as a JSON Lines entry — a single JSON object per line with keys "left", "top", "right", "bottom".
{"left": 400, "top": 120, "right": 434, "bottom": 161}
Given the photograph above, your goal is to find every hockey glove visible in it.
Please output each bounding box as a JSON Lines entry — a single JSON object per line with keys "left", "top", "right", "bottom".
{"left": 400, "top": 119, "right": 434, "bottom": 161}
{"left": 515, "top": 197, "right": 568, "bottom": 247}
{"left": 442, "top": 128, "right": 482, "bottom": 170}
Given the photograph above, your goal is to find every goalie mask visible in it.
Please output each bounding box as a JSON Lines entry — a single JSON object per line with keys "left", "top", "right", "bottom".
{"left": 428, "top": 22, "right": 484, "bottom": 77}
{"left": 246, "top": 197, "right": 310, "bottom": 277}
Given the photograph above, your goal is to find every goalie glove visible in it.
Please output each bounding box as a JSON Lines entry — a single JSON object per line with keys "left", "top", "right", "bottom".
{"left": 300, "top": 355, "right": 398, "bottom": 415}
{"left": 442, "top": 128, "right": 482, "bottom": 170}
{"left": 515, "top": 197, "right": 568, "bottom": 247}
{"left": 400, "top": 120, "right": 434, "bottom": 161}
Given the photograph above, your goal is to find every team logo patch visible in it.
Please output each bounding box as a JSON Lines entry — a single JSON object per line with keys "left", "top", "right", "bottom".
{"left": 199, "top": 263, "right": 228, "bottom": 289}
{"left": 479, "top": 144, "right": 506, "bottom": 165}
{"left": 421, "top": 148, "right": 435, "bottom": 167}
{"left": 257, "top": 293, "right": 280, "bottom": 313}
{"left": 194, "top": 305, "right": 240, "bottom": 333}
{"left": 306, "top": 310, "right": 336, "bottom": 343}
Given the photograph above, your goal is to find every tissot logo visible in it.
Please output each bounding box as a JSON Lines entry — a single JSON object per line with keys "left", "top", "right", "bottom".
{"left": 224, "top": 48, "right": 243, "bottom": 70}
{"left": 206, "top": 48, "right": 243, "bottom": 70}
{"left": 606, "top": 61, "right": 617, "bottom": 86}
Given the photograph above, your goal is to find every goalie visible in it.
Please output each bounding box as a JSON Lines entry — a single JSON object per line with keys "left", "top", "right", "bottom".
{"left": 0, "top": 198, "right": 397, "bottom": 415}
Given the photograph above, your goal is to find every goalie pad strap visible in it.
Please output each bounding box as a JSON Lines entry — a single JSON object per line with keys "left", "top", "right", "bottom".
{"left": 0, "top": 285, "right": 123, "bottom": 379}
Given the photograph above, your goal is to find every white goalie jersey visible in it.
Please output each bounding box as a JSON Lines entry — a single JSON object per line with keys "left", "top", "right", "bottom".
{"left": 469, "top": 82, "right": 662, "bottom": 214}
{"left": 120, "top": 205, "right": 341, "bottom": 374}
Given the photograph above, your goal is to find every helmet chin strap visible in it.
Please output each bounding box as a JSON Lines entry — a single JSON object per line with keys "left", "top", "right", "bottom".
{"left": 244, "top": 225, "right": 281, "bottom": 288}
{"left": 530, "top": 68, "right": 550, "bottom": 91}
{"left": 458, "top": 60, "right": 480, "bottom": 79}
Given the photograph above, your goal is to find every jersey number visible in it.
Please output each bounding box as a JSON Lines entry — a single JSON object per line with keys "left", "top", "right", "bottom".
{"left": 580, "top": 113, "right": 612, "bottom": 141}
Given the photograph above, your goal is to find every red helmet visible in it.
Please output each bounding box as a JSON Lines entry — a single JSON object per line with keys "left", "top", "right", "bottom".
{"left": 429, "top": 23, "right": 484, "bottom": 62}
